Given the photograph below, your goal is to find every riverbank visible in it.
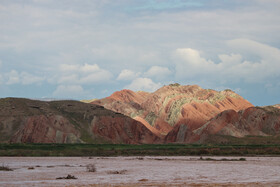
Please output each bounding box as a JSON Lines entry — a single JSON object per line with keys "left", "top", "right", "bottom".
{"left": 1, "top": 156, "right": 280, "bottom": 186}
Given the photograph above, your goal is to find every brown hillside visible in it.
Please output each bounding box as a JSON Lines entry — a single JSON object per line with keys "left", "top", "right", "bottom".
{"left": 0, "top": 98, "right": 158, "bottom": 144}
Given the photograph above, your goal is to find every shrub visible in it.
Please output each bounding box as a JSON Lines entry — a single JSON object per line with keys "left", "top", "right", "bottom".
{"left": 86, "top": 164, "right": 96, "bottom": 172}
{"left": 107, "top": 169, "right": 127, "bottom": 174}
{"left": 0, "top": 164, "right": 13, "bottom": 171}
{"left": 56, "top": 174, "right": 77, "bottom": 180}
{"left": 169, "top": 83, "right": 180, "bottom": 87}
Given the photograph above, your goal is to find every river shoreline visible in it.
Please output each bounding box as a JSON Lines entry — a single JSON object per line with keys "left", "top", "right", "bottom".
{"left": 1, "top": 156, "right": 280, "bottom": 186}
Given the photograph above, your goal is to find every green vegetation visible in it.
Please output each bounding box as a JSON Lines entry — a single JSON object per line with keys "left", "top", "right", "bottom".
{"left": 169, "top": 83, "right": 181, "bottom": 87}
{"left": 1, "top": 143, "right": 280, "bottom": 157}
{"left": 205, "top": 134, "right": 280, "bottom": 145}
{"left": 199, "top": 157, "right": 246, "bottom": 161}
{"left": 223, "top": 89, "right": 233, "bottom": 92}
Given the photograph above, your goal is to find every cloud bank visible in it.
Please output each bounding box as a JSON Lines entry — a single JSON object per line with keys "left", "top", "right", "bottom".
{"left": 0, "top": 0, "right": 279, "bottom": 105}
{"left": 174, "top": 39, "right": 280, "bottom": 84}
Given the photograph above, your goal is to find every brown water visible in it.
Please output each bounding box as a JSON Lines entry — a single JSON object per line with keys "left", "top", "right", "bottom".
{"left": 0, "top": 156, "right": 280, "bottom": 186}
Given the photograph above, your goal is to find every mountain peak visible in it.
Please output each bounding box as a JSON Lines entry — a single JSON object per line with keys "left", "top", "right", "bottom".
{"left": 93, "top": 84, "right": 253, "bottom": 136}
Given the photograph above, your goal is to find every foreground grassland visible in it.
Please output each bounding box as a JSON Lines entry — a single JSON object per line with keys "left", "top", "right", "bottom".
{"left": 1, "top": 143, "right": 280, "bottom": 156}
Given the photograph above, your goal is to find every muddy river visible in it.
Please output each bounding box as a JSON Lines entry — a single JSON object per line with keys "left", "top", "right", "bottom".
{"left": 0, "top": 156, "right": 280, "bottom": 186}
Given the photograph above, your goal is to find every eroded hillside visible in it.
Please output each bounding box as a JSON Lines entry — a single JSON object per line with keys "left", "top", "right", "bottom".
{"left": 92, "top": 84, "right": 253, "bottom": 136}
{"left": 0, "top": 98, "right": 159, "bottom": 144}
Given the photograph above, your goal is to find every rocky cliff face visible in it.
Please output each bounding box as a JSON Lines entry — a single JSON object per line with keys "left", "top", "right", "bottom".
{"left": 0, "top": 98, "right": 158, "bottom": 144}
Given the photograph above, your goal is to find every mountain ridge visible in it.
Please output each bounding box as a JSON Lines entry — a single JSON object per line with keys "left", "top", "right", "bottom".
{"left": 1, "top": 84, "right": 279, "bottom": 144}
{"left": 92, "top": 84, "right": 253, "bottom": 135}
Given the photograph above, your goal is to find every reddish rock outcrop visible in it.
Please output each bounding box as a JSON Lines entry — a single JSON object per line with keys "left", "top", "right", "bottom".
{"left": 93, "top": 84, "right": 253, "bottom": 139}
{"left": 142, "top": 85, "right": 252, "bottom": 134}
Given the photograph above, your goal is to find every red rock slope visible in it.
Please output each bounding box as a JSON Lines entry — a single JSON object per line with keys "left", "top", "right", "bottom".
{"left": 93, "top": 84, "right": 253, "bottom": 138}
{"left": 92, "top": 89, "right": 149, "bottom": 119}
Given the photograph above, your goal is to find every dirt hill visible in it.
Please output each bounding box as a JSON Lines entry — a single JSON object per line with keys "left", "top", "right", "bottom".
{"left": 0, "top": 98, "right": 158, "bottom": 144}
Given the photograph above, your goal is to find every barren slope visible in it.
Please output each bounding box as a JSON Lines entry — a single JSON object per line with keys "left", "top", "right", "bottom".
{"left": 93, "top": 84, "right": 253, "bottom": 138}
{"left": 171, "top": 106, "right": 280, "bottom": 144}
{"left": 92, "top": 89, "right": 149, "bottom": 118}
{"left": 0, "top": 98, "right": 158, "bottom": 144}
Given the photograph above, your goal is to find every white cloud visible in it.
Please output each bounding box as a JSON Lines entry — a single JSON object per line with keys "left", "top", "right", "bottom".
{"left": 227, "top": 38, "right": 280, "bottom": 58}
{"left": 0, "top": 1, "right": 280, "bottom": 104}
{"left": 80, "top": 63, "right": 100, "bottom": 73}
{"left": 80, "top": 70, "right": 112, "bottom": 84}
{"left": 218, "top": 53, "right": 242, "bottom": 65}
{"left": 5, "top": 70, "right": 44, "bottom": 85}
{"left": 53, "top": 84, "right": 86, "bottom": 98}
{"left": 6, "top": 70, "right": 20, "bottom": 85}
{"left": 0, "top": 60, "right": 2, "bottom": 84}
{"left": 174, "top": 48, "right": 218, "bottom": 79}
{"left": 59, "top": 64, "right": 79, "bottom": 72}
{"left": 117, "top": 69, "right": 140, "bottom": 81}
{"left": 173, "top": 39, "right": 280, "bottom": 83}
{"left": 57, "top": 74, "right": 79, "bottom": 84}
{"left": 91, "top": 45, "right": 163, "bottom": 69}
{"left": 56, "top": 63, "right": 112, "bottom": 84}
{"left": 144, "top": 66, "right": 171, "bottom": 80}
{"left": 21, "top": 72, "right": 45, "bottom": 85}
{"left": 125, "top": 77, "right": 161, "bottom": 92}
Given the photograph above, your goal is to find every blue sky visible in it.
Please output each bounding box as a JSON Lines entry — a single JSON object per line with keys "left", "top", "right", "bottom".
{"left": 0, "top": 0, "right": 279, "bottom": 106}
